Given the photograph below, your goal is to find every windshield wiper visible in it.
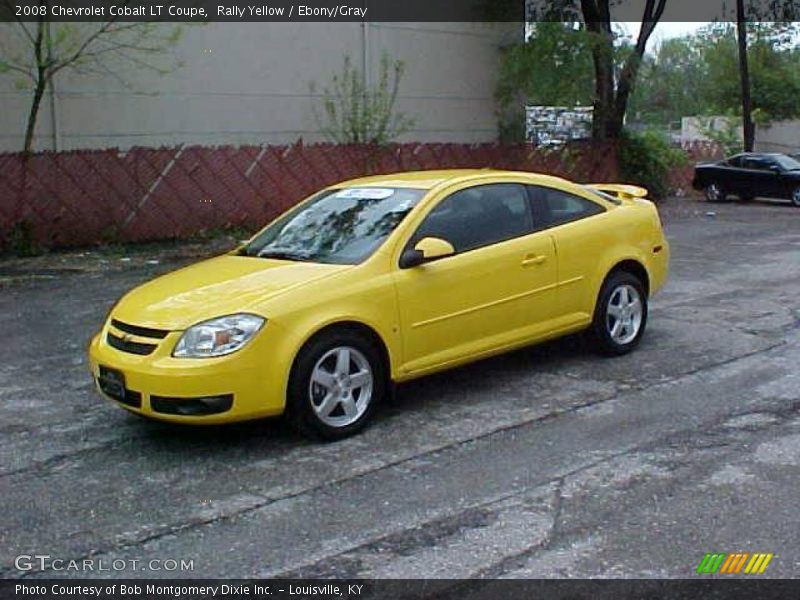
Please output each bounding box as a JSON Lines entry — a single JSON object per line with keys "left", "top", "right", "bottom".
{"left": 253, "top": 248, "right": 314, "bottom": 262}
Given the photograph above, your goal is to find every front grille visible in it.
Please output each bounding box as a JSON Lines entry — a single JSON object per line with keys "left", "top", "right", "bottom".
{"left": 107, "top": 332, "right": 157, "bottom": 356}
{"left": 111, "top": 319, "right": 169, "bottom": 339}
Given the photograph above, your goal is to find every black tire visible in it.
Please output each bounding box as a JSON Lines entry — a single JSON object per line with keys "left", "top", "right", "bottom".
{"left": 704, "top": 182, "right": 727, "bottom": 202}
{"left": 588, "top": 271, "right": 648, "bottom": 356}
{"left": 791, "top": 186, "right": 800, "bottom": 208}
{"left": 285, "top": 329, "right": 385, "bottom": 441}
{"left": 739, "top": 193, "right": 755, "bottom": 202}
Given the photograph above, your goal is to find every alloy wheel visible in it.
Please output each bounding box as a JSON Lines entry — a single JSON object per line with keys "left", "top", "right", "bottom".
{"left": 308, "top": 346, "right": 373, "bottom": 428}
{"left": 705, "top": 183, "right": 722, "bottom": 202}
{"left": 606, "top": 284, "right": 643, "bottom": 346}
{"left": 792, "top": 187, "right": 800, "bottom": 207}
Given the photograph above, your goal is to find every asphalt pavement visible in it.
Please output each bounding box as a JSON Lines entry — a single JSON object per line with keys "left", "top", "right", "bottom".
{"left": 1, "top": 197, "right": 798, "bottom": 579}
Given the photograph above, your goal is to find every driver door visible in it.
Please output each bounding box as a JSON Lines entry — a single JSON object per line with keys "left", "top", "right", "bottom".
{"left": 392, "top": 182, "right": 558, "bottom": 376}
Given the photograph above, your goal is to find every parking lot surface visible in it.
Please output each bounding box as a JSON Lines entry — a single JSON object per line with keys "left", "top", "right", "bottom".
{"left": 1, "top": 198, "right": 799, "bottom": 578}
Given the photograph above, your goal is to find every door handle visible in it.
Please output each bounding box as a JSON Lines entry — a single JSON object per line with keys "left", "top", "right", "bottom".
{"left": 522, "top": 254, "right": 547, "bottom": 267}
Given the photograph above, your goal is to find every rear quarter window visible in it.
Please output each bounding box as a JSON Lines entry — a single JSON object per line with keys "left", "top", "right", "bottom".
{"left": 528, "top": 186, "right": 606, "bottom": 230}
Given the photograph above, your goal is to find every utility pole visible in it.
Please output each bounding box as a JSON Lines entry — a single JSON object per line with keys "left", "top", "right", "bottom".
{"left": 736, "top": 0, "right": 755, "bottom": 152}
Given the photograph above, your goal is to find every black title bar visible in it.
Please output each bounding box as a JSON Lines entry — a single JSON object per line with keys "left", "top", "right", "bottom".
{"left": 3, "top": 579, "right": 800, "bottom": 600}
{"left": 1, "top": 0, "right": 798, "bottom": 22}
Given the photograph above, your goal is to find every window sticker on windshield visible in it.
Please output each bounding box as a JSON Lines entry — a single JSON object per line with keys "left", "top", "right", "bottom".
{"left": 334, "top": 188, "right": 395, "bottom": 200}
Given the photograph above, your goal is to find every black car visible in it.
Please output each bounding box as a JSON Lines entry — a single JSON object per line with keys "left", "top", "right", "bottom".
{"left": 693, "top": 152, "right": 800, "bottom": 207}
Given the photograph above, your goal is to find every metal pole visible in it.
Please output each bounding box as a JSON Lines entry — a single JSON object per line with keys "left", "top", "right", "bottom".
{"left": 361, "top": 1, "right": 370, "bottom": 89}
{"left": 48, "top": 76, "right": 60, "bottom": 151}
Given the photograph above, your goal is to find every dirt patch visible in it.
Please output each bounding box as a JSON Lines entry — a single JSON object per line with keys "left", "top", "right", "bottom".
{"left": 0, "top": 232, "right": 244, "bottom": 279}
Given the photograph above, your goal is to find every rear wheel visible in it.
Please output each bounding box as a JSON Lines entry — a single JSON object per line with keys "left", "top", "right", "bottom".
{"left": 705, "top": 182, "right": 726, "bottom": 202}
{"left": 792, "top": 187, "right": 800, "bottom": 207}
{"left": 588, "top": 271, "right": 648, "bottom": 356}
{"left": 286, "top": 330, "right": 385, "bottom": 441}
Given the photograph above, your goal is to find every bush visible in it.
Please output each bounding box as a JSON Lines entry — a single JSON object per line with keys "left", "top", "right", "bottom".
{"left": 312, "top": 53, "right": 415, "bottom": 146}
{"left": 3, "top": 220, "right": 43, "bottom": 257}
{"left": 618, "top": 130, "right": 687, "bottom": 200}
{"left": 696, "top": 113, "right": 742, "bottom": 156}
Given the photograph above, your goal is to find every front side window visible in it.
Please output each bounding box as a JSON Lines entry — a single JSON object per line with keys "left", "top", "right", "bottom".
{"left": 410, "top": 183, "right": 532, "bottom": 254}
{"left": 243, "top": 187, "right": 425, "bottom": 264}
{"left": 743, "top": 157, "right": 773, "bottom": 171}
{"left": 529, "top": 186, "right": 605, "bottom": 229}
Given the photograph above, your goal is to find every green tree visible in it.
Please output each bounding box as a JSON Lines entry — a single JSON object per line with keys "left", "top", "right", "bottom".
{"left": 736, "top": 1, "right": 800, "bottom": 150}
{"left": 496, "top": 22, "right": 594, "bottom": 141}
{"left": 496, "top": 22, "right": 594, "bottom": 109}
{"left": 499, "top": 0, "right": 667, "bottom": 140}
{"left": 577, "top": 0, "right": 667, "bottom": 139}
{"left": 628, "top": 37, "right": 707, "bottom": 126}
{"left": 0, "top": 6, "right": 183, "bottom": 154}
{"left": 630, "top": 22, "right": 800, "bottom": 132}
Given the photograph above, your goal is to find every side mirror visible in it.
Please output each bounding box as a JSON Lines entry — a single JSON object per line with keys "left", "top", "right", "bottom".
{"left": 769, "top": 164, "right": 782, "bottom": 173}
{"left": 399, "top": 237, "right": 455, "bottom": 269}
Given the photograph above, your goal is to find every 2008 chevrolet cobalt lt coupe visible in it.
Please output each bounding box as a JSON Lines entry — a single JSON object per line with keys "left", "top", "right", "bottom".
{"left": 89, "top": 170, "right": 669, "bottom": 439}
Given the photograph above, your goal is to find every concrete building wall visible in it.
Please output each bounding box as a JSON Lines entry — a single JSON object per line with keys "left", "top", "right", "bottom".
{"left": 681, "top": 116, "right": 799, "bottom": 155}
{"left": 0, "top": 22, "right": 517, "bottom": 152}
{"left": 680, "top": 116, "right": 742, "bottom": 145}
{"left": 756, "top": 120, "right": 800, "bottom": 154}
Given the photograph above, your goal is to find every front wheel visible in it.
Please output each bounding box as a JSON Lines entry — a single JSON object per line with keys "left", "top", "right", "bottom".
{"left": 704, "top": 182, "right": 727, "bottom": 202}
{"left": 792, "top": 187, "right": 800, "bottom": 207}
{"left": 286, "top": 330, "right": 385, "bottom": 441}
{"left": 588, "top": 272, "right": 648, "bottom": 356}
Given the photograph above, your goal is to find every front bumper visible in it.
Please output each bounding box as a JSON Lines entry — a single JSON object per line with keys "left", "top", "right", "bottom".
{"left": 88, "top": 323, "right": 290, "bottom": 424}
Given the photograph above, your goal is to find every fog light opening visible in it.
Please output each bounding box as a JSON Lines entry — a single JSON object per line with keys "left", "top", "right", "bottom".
{"left": 150, "top": 394, "right": 234, "bottom": 416}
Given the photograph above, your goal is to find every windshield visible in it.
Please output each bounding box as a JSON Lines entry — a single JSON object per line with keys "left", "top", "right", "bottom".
{"left": 241, "top": 187, "right": 426, "bottom": 264}
{"left": 774, "top": 155, "right": 800, "bottom": 171}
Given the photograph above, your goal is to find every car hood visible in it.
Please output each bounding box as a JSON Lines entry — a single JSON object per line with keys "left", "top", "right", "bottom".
{"left": 111, "top": 255, "right": 350, "bottom": 330}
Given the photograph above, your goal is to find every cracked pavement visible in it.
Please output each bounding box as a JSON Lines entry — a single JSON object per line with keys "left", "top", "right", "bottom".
{"left": 1, "top": 198, "right": 799, "bottom": 579}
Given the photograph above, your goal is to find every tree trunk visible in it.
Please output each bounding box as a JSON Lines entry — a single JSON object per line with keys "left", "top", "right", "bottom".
{"left": 582, "top": 0, "right": 666, "bottom": 140}
{"left": 590, "top": 36, "right": 616, "bottom": 139}
{"left": 611, "top": 15, "right": 662, "bottom": 139}
{"left": 736, "top": 0, "right": 755, "bottom": 152}
{"left": 23, "top": 73, "right": 47, "bottom": 155}
{"left": 582, "top": 0, "right": 615, "bottom": 140}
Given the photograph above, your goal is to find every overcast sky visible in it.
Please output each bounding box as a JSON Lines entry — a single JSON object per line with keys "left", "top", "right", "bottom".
{"left": 620, "top": 21, "right": 709, "bottom": 47}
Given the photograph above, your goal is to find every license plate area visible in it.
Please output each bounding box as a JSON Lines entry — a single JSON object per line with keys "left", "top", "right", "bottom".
{"left": 98, "top": 365, "right": 126, "bottom": 401}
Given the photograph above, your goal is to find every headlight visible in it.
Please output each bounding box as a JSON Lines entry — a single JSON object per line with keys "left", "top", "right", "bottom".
{"left": 173, "top": 314, "right": 265, "bottom": 358}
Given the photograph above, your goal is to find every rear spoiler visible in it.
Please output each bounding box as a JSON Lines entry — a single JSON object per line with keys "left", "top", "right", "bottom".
{"left": 587, "top": 183, "right": 649, "bottom": 200}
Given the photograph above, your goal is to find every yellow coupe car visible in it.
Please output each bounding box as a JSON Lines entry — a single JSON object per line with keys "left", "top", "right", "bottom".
{"left": 89, "top": 170, "right": 669, "bottom": 439}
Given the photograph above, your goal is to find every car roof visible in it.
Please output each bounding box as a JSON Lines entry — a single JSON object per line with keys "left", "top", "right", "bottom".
{"left": 332, "top": 169, "right": 570, "bottom": 190}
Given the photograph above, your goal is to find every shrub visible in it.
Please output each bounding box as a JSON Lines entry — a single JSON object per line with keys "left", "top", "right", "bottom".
{"left": 312, "top": 53, "right": 415, "bottom": 146}
{"left": 4, "top": 220, "right": 43, "bottom": 257}
{"left": 618, "top": 130, "right": 687, "bottom": 200}
{"left": 696, "top": 113, "right": 743, "bottom": 156}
